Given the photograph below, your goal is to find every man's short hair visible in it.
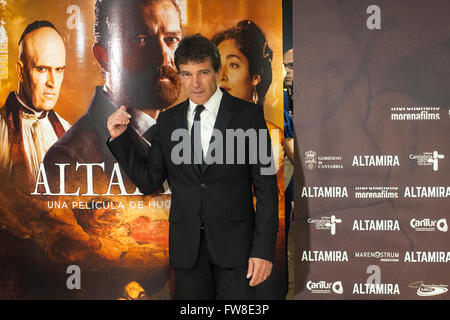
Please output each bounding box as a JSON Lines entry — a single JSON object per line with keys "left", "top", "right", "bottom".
{"left": 19, "top": 20, "right": 60, "bottom": 45}
{"left": 94, "top": 0, "right": 181, "bottom": 46}
{"left": 174, "top": 34, "right": 221, "bottom": 73}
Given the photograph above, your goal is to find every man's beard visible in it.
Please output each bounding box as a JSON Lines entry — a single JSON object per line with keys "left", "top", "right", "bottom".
{"left": 152, "top": 65, "right": 181, "bottom": 110}
{"left": 123, "top": 64, "right": 181, "bottom": 110}
{"left": 283, "top": 78, "right": 293, "bottom": 91}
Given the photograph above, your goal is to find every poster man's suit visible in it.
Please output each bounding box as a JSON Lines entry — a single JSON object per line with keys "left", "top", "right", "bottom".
{"left": 43, "top": 87, "right": 152, "bottom": 192}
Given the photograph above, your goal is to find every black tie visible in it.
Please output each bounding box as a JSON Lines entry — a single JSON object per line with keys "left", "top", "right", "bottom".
{"left": 191, "top": 105, "right": 205, "bottom": 172}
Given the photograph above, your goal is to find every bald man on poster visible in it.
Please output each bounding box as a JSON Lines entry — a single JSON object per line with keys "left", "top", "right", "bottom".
{"left": 0, "top": 21, "right": 70, "bottom": 185}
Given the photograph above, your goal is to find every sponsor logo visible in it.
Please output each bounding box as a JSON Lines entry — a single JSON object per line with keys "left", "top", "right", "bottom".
{"left": 301, "top": 186, "right": 348, "bottom": 198}
{"left": 409, "top": 281, "right": 448, "bottom": 297}
{"left": 354, "top": 251, "right": 400, "bottom": 263}
{"left": 301, "top": 250, "right": 349, "bottom": 262}
{"left": 352, "top": 219, "right": 400, "bottom": 231}
{"left": 305, "top": 150, "right": 317, "bottom": 170}
{"left": 306, "top": 281, "right": 344, "bottom": 295}
{"left": 409, "top": 151, "right": 444, "bottom": 171}
{"left": 404, "top": 186, "right": 450, "bottom": 198}
{"left": 308, "top": 215, "right": 342, "bottom": 235}
{"left": 304, "top": 150, "right": 343, "bottom": 170}
{"left": 354, "top": 265, "right": 400, "bottom": 295}
{"left": 390, "top": 106, "right": 440, "bottom": 121}
{"left": 352, "top": 155, "right": 400, "bottom": 167}
{"left": 404, "top": 251, "right": 450, "bottom": 263}
{"left": 354, "top": 186, "right": 398, "bottom": 199}
{"left": 410, "top": 218, "right": 448, "bottom": 232}
{"left": 352, "top": 283, "right": 400, "bottom": 295}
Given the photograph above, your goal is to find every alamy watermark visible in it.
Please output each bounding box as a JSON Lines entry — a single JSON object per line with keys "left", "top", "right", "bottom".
{"left": 171, "top": 124, "right": 277, "bottom": 176}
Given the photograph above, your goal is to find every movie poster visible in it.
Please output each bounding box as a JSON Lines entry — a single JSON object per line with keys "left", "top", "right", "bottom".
{"left": 293, "top": 0, "right": 450, "bottom": 299}
{"left": 0, "top": 0, "right": 285, "bottom": 299}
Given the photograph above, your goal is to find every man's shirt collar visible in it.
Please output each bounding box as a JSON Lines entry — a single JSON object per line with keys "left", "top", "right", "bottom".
{"left": 188, "top": 86, "right": 223, "bottom": 118}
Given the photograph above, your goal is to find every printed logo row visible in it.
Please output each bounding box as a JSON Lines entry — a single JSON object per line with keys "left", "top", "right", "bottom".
{"left": 300, "top": 186, "right": 450, "bottom": 198}
{"left": 304, "top": 280, "right": 447, "bottom": 297}
{"left": 304, "top": 150, "right": 445, "bottom": 171}
{"left": 301, "top": 264, "right": 448, "bottom": 297}
{"left": 307, "top": 216, "right": 448, "bottom": 234}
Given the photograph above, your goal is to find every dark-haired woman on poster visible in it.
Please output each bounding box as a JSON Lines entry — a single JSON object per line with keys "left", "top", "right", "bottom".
{"left": 212, "top": 20, "right": 286, "bottom": 299}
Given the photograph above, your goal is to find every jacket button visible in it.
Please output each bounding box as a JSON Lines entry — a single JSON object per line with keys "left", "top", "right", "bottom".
{"left": 200, "top": 183, "right": 206, "bottom": 189}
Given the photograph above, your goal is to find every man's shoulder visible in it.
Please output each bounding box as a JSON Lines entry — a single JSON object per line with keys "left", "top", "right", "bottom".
{"left": 44, "top": 113, "right": 106, "bottom": 163}
{"left": 53, "top": 110, "right": 71, "bottom": 130}
{"left": 1, "top": 92, "right": 18, "bottom": 111}
{"left": 47, "top": 87, "right": 112, "bottom": 155}
{"left": 0, "top": 104, "right": 7, "bottom": 120}
{"left": 222, "top": 91, "right": 260, "bottom": 113}
{"left": 161, "top": 100, "right": 188, "bottom": 118}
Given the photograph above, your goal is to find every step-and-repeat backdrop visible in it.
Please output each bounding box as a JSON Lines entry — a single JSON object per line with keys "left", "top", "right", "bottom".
{"left": 293, "top": 0, "right": 450, "bottom": 299}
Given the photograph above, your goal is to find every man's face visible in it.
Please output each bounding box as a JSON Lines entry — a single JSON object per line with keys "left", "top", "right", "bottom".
{"left": 108, "top": 0, "right": 182, "bottom": 110}
{"left": 283, "top": 49, "right": 293, "bottom": 90}
{"left": 178, "top": 58, "right": 219, "bottom": 105}
{"left": 124, "top": 281, "right": 146, "bottom": 300}
{"left": 19, "top": 27, "right": 66, "bottom": 112}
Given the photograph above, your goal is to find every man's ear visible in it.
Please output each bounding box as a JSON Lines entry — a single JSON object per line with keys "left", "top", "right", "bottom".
{"left": 252, "top": 74, "right": 261, "bottom": 87}
{"left": 216, "top": 65, "right": 223, "bottom": 83}
{"left": 93, "top": 43, "right": 109, "bottom": 72}
{"left": 16, "top": 60, "right": 25, "bottom": 82}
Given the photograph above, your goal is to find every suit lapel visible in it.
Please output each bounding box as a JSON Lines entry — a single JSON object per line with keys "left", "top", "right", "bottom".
{"left": 201, "top": 91, "right": 234, "bottom": 177}
{"left": 170, "top": 100, "right": 202, "bottom": 176}
{"left": 172, "top": 99, "right": 189, "bottom": 132}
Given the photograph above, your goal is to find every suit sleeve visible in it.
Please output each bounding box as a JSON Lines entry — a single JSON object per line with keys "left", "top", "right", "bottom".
{"left": 249, "top": 106, "right": 279, "bottom": 262}
{"left": 106, "top": 119, "right": 167, "bottom": 195}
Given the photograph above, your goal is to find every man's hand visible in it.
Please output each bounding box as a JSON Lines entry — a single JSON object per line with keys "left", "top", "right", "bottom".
{"left": 246, "top": 257, "right": 273, "bottom": 287}
{"left": 107, "top": 106, "right": 131, "bottom": 140}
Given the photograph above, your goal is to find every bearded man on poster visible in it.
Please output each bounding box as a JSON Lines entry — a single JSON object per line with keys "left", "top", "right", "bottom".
{"left": 39, "top": 0, "right": 184, "bottom": 299}
{"left": 43, "top": 0, "right": 183, "bottom": 192}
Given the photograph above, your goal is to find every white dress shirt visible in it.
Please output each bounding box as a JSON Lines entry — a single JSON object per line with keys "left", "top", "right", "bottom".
{"left": 187, "top": 87, "right": 223, "bottom": 157}
{"left": 0, "top": 93, "right": 71, "bottom": 180}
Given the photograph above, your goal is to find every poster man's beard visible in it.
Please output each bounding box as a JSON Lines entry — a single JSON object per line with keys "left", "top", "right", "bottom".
{"left": 152, "top": 65, "right": 181, "bottom": 110}
{"left": 124, "top": 65, "right": 181, "bottom": 110}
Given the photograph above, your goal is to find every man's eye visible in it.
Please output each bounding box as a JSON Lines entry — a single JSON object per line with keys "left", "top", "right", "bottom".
{"left": 165, "top": 37, "right": 180, "bottom": 46}
{"left": 285, "top": 63, "right": 294, "bottom": 69}
{"left": 229, "top": 63, "right": 239, "bottom": 69}
{"left": 134, "top": 36, "right": 148, "bottom": 48}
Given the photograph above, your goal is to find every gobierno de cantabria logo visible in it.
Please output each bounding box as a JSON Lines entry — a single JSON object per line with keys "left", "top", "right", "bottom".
{"left": 304, "top": 150, "right": 343, "bottom": 170}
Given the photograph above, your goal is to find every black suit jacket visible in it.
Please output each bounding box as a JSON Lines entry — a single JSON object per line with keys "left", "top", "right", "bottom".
{"left": 107, "top": 90, "right": 279, "bottom": 269}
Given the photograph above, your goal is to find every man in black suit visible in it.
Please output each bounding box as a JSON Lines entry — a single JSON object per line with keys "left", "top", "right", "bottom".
{"left": 107, "top": 34, "right": 278, "bottom": 299}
